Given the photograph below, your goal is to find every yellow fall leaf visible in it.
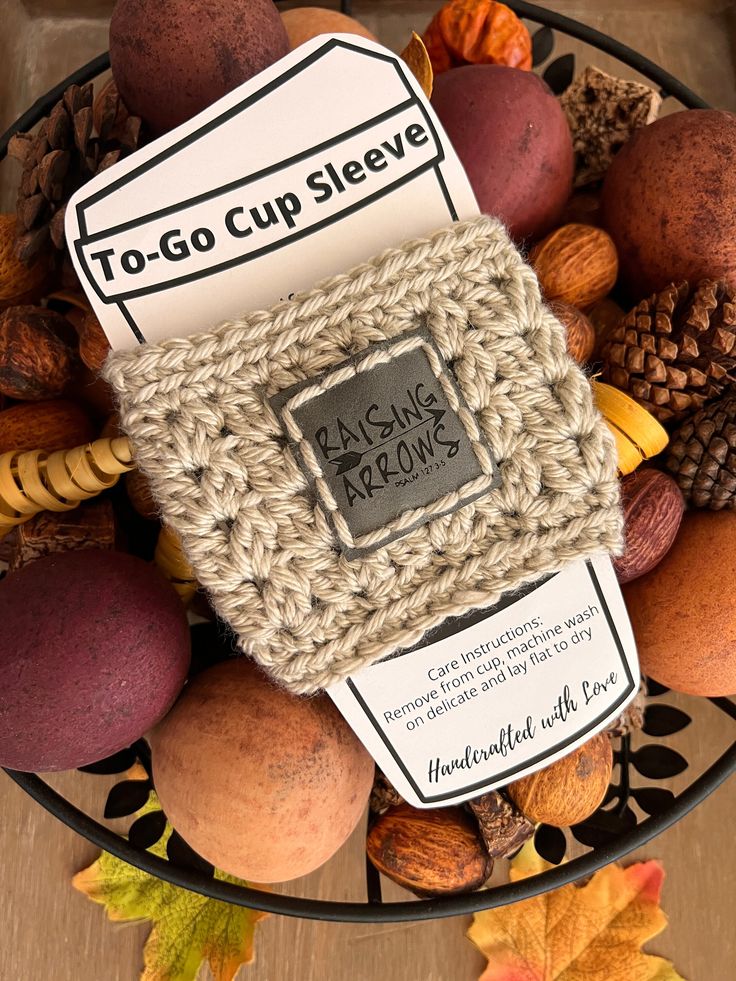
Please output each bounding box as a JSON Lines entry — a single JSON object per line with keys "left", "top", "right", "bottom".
{"left": 400, "top": 32, "right": 434, "bottom": 97}
{"left": 72, "top": 795, "right": 268, "bottom": 981}
{"left": 468, "top": 840, "right": 686, "bottom": 981}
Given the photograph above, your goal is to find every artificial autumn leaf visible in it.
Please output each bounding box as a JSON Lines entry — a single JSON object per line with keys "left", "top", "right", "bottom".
{"left": 468, "top": 840, "right": 686, "bottom": 981}
{"left": 400, "top": 32, "right": 434, "bottom": 97}
{"left": 73, "top": 794, "right": 268, "bottom": 981}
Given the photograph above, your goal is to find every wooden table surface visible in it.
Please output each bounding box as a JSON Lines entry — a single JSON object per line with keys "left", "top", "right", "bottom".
{"left": 1, "top": 2, "right": 735, "bottom": 979}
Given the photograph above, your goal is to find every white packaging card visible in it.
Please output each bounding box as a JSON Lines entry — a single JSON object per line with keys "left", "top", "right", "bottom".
{"left": 329, "top": 556, "right": 639, "bottom": 808}
{"left": 65, "top": 35, "right": 478, "bottom": 350}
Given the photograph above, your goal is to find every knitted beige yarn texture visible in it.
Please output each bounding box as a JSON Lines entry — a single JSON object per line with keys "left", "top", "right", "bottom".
{"left": 104, "top": 215, "right": 622, "bottom": 694}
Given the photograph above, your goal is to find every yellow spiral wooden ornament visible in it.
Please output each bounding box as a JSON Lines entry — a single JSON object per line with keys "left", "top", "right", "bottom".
{"left": 154, "top": 525, "right": 198, "bottom": 603}
{"left": 0, "top": 437, "right": 134, "bottom": 536}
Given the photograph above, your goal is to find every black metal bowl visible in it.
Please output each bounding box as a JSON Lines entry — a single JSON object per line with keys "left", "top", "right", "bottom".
{"left": 1, "top": 0, "right": 733, "bottom": 923}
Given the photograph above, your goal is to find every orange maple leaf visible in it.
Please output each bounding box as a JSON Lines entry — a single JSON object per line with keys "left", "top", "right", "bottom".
{"left": 468, "top": 841, "right": 686, "bottom": 981}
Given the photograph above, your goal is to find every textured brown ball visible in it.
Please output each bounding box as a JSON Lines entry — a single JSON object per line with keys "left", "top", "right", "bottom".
{"left": 151, "top": 658, "right": 374, "bottom": 882}
{"left": 0, "top": 306, "right": 76, "bottom": 400}
{"left": 508, "top": 733, "right": 613, "bottom": 827}
{"left": 281, "top": 7, "right": 376, "bottom": 48}
{"left": 614, "top": 469, "right": 684, "bottom": 585}
{"left": 110, "top": 0, "right": 290, "bottom": 135}
{"left": 0, "top": 551, "right": 190, "bottom": 771}
{"left": 602, "top": 110, "right": 736, "bottom": 296}
{"left": 431, "top": 65, "right": 573, "bottom": 242}
{"left": 623, "top": 510, "right": 736, "bottom": 694}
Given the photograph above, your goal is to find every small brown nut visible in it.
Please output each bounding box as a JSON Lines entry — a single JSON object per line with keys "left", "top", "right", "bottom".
{"left": 125, "top": 468, "right": 159, "bottom": 520}
{"left": 0, "top": 306, "right": 76, "bottom": 400}
{"left": 613, "top": 469, "right": 684, "bottom": 585}
{"left": 530, "top": 223, "right": 618, "bottom": 310}
{"left": 508, "top": 733, "right": 613, "bottom": 827}
{"left": 548, "top": 300, "right": 595, "bottom": 364}
{"left": 468, "top": 791, "right": 534, "bottom": 858}
{"left": 0, "top": 398, "right": 95, "bottom": 455}
{"left": 0, "top": 214, "right": 50, "bottom": 311}
{"left": 366, "top": 802, "right": 492, "bottom": 896}
{"left": 78, "top": 309, "right": 112, "bottom": 373}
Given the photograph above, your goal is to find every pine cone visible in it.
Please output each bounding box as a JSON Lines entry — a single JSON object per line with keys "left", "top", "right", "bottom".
{"left": 9, "top": 82, "right": 142, "bottom": 263}
{"left": 666, "top": 389, "right": 736, "bottom": 509}
{"left": 601, "top": 280, "right": 736, "bottom": 423}
{"left": 369, "top": 771, "right": 404, "bottom": 815}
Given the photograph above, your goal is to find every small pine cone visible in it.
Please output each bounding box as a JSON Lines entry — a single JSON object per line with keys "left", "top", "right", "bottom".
{"left": 10, "top": 82, "right": 142, "bottom": 263}
{"left": 601, "top": 280, "right": 736, "bottom": 424}
{"left": 468, "top": 790, "right": 534, "bottom": 858}
{"left": 667, "top": 389, "right": 736, "bottom": 509}
{"left": 369, "top": 771, "right": 404, "bottom": 815}
{"left": 605, "top": 677, "right": 647, "bottom": 737}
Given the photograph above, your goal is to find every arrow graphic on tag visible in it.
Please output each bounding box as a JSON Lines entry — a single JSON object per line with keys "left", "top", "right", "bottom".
{"left": 329, "top": 407, "right": 446, "bottom": 474}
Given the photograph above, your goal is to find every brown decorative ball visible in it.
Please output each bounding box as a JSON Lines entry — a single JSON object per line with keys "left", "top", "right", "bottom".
{"left": 0, "top": 306, "right": 76, "bottom": 400}
{"left": 508, "top": 733, "right": 613, "bottom": 827}
{"left": 151, "top": 658, "right": 374, "bottom": 882}
{"left": 614, "top": 469, "right": 684, "bottom": 585}
{"left": 602, "top": 110, "right": 736, "bottom": 296}
{"left": 623, "top": 510, "right": 736, "bottom": 695}
{"left": 281, "top": 7, "right": 376, "bottom": 49}
{"left": 110, "top": 0, "right": 290, "bottom": 135}
{"left": 548, "top": 300, "right": 596, "bottom": 364}
{"left": 431, "top": 65, "right": 573, "bottom": 242}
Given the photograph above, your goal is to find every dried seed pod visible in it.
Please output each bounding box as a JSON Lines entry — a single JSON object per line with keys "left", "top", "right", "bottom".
{"left": 8, "top": 498, "right": 116, "bottom": 571}
{"left": 0, "top": 214, "right": 50, "bottom": 310}
{"left": 508, "top": 733, "right": 613, "bottom": 827}
{"left": 366, "top": 803, "right": 492, "bottom": 896}
{"left": 468, "top": 790, "right": 534, "bottom": 858}
{"left": 78, "top": 308, "right": 111, "bottom": 373}
{"left": 0, "top": 399, "right": 95, "bottom": 455}
{"left": 0, "top": 305, "right": 77, "bottom": 400}
{"left": 369, "top": 770, "right": 404, "bottom": 815}
{"left": 613, "top": 469, "right": 684, "bottom": 584}
{"left": 548, "top": 300, "right": 596, "bottom": 364}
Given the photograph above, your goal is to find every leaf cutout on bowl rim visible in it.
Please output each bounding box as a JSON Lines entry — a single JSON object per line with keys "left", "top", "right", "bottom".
{"left": 642, "top": 704, "right": 692, "bottom": 737}
{"left": 533, "top": 824, "right": 567, "bottom": 865}
{"left": 632, "top": 786, "right": 677, "bottom": 817}
{"left": 532, "top": 25, "right": 554, "bottom": 66}
{"left": 79, "top": 746, "right": 139, "bottom": 775}
{"left": 542, "top": 52, "right": 575, "bottom": 95}
{"left": 128, "top": 809, "right": 167, "bottom": 851}
{"left": 104, "top": 778, "right": 152, "bottom": 819}
{"left": 630, "top": 745, "right": 688, "bottom": 780}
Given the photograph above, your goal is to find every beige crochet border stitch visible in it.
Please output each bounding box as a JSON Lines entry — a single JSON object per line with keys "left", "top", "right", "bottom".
{"left": 104, "top": 215, "right": 623, "bottom": 694}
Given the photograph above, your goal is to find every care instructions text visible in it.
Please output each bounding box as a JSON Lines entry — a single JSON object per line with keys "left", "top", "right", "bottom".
{"left": 329, "top": 555, "right": 639, "bottom": 807}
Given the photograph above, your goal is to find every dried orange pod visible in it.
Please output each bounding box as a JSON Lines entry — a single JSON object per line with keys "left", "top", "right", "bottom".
{"left": 422, "top": 0, "right": 532, "bottom": 75}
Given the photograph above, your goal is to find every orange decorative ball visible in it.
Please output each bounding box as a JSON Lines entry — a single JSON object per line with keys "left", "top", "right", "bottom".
{"left": 151, "top": 658, "right": 374, "bottom": 882}
{"left": 623, "top": 510, "right": 736, "bottom": 695}
{"left": 281, "top": 7, "right": 376, "bottom": 49}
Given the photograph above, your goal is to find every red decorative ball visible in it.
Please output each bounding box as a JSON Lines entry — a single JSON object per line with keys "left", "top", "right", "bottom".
{"left": 0, "top": 550, "right": 190, "bottom": 771}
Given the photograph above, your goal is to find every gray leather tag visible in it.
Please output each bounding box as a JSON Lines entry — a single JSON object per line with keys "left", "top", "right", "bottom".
{"left": 272, "top": 330, "right": 497, "bottom": 556}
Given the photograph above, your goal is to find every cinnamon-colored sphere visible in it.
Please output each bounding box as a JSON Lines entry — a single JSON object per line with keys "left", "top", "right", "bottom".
{"left": 151, "top": 658, "right": 374, "bottom": 882}
{"left": 623, "top": 510, "right": 736, "bottom": 694}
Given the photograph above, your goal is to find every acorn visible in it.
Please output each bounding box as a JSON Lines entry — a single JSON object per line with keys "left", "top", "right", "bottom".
{"left": 507, "top": 733, "right": 613, "bottom": 827}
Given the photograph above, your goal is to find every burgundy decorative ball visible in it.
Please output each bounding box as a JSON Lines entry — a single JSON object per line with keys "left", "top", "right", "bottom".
{"left": 431, "top": 65, "right": 573, "bottom": 242}
{"left": 0, "top": 550, "right": 190, "bottom": 771}
{"left": 109, "top": 0, "right": 290, "bottom": 135}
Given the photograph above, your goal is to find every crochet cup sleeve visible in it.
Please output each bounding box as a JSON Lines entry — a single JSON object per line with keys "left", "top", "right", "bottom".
{"left": 104, "top": 215, "right": 623, "bottom": 694}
